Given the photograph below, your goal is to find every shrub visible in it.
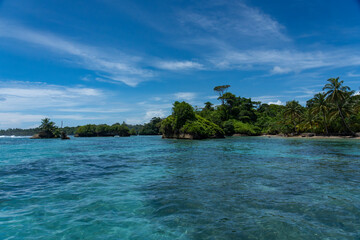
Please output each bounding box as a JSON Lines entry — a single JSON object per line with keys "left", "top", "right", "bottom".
{"left": 222, "top": 120, "right": 235, "bottom": 136}
{"left": 75, "top": 124, "right": 97, "bottom": 137}
{"left": 232, "top": 120, "right": 261, "bottom": 136}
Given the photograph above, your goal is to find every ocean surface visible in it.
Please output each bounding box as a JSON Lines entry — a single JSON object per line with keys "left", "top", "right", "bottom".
{"left": 1, "top": 136, "right": 360, "bottom": 239}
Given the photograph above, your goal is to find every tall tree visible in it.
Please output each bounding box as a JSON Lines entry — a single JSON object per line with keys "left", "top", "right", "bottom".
{"left": 283, "top": 100, "right": 303, "bottom": 133}
{"left": 310, "top": 93, "right": 329, "bottom": 134}
{"left": 323, "top": 77, "right": 355, "bottom": 135}
{"left": 214, "top": 85, "right": 230, "bottom": 104}
{"left": 39, "top": 118, "right": 57, "bottom": 133}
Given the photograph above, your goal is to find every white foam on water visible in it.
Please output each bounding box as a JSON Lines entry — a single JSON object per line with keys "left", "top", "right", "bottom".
{"left": 0, "top": 135, "right": 30, "bottom": 138}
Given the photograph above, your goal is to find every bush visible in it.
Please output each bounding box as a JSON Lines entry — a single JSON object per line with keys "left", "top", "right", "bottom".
{"left": 232, "top": 120, "right": 261, "bottom": 136}
{"left": 181, "top": 115, "right": 224, "bottom": 138}
{"left": 75, "top": 124, "right": 97, "bottom": 137}
{"left": 222, "top": 120, "right": 235, "bottom": 136}
{"left": 111, "top": 123, "right": 130, "bottom": 136}
{"left": 172, "top": 101, "right": 196, "bottom": 129}
{"left": 160, "top": 116, "right": 176, "bottom": 134}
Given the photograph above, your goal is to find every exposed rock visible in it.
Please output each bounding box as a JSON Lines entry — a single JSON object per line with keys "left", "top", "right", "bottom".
{"left": 232, "top": 134, "right": 250, "bottom": 137}
{"left": 301, "top": 133, "right": 315, "bottom": 138}
{"left": 162, "top": 133, "right": 224, "bottom": 140}
{"left": 30, "top": 131, "right": 55, "bottom": 139}
{"left": 61, "top": 131, "right": 70, "bottom": 140}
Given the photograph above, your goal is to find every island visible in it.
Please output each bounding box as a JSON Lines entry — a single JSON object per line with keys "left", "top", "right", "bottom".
{"left": 4, "top": 77, "right": 358, "bottom": 140}
{"left": 161, "top": 101, "right": 225, "bottom": 139}
{"left": 31, "top": 118, "right": 69, "bottom": 139}
{"left": 160, "top": 77, "right": 360, "bottom": 139}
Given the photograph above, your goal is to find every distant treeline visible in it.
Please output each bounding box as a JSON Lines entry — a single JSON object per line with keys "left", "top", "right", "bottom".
{"left": 0, "top": 117, "right": 162, "bottom": 136}
{"left": 3, "top": 77, "right": 359, "bottom": 138}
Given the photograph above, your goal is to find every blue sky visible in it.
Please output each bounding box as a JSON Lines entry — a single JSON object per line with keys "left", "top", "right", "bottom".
{"left": 0, "top": 0, "right": 360, "bottom": 128}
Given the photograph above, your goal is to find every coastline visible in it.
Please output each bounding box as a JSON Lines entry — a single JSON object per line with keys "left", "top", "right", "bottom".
{"left": 260, "top": 134, "right": 360, "bottom": 140}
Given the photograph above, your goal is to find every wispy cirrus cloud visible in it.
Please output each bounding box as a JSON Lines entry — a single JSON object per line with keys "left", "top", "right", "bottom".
{"left": 0, "top": 81, "right": 136, "bottom": 128}
{"left": 347, "top": 72, "right": 360, "bottom": 77}
{"left": 178, "top": 1, "right": 289, "bottom": 42}
{"left": 0, "top": 81, "right": 103, "bottom": 111}
{"left": 154, "top": 60, "right": 204, "bottom": 70}
{"left": 209, "top": 48, "right": 360, "bottom": 74}
{"left": 0, "top": 20, "right": 153, "bottom": 86}
{"left": 0, "top": 112, "right": 46, "bottom": 128}
{"left": 174, "top": 92, "right": 197, "bottom": 101}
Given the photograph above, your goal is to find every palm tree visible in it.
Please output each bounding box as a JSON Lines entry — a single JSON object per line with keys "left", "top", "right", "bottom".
{"left": 323, "top": 77, "right": 355, "bottom": 135}
{"left": 40, "top": 118, "right": 56, "bottom": 133}
{"left": 301, "top": 108, "right": 317, "bottom": 132}
{"left": 310, "top": 93, "right": 329, "bottom": 135}
{"left": 284, "top": 100, "right": 303, "bottom": 133}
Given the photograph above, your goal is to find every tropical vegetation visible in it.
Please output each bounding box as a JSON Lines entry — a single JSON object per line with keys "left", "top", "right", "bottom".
{"left": 161, "top": 77, "right": 360, "bottom": 138}
{"left": 75, "top": 122, "right": 130, "bottom": 137}
{"left": 2, "top": 77, "right": 359, "bottom": 139}
{"left": 161, "top": 101, "right": 225, "bottom": 139}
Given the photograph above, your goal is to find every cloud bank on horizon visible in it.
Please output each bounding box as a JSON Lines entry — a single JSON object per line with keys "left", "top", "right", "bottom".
{"left": 0, "top": 0, "right": 359, "bottom": 128}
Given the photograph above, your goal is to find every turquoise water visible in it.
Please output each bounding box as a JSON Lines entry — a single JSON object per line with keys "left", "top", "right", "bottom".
{"left": 1, "top": 136, "right": 360, "bottom": 239}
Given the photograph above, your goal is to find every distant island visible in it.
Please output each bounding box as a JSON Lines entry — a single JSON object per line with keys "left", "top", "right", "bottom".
{"left": 1, "top": 77, "right": 359, "bottom": 140}
{"left": 1, "top": 117, "right": 162, "bottom": 138}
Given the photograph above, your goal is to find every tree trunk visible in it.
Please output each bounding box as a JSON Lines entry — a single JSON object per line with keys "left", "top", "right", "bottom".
{"left": 337, "top": 104, "right": 355, "bottom": 136}
{"left": 322, "top": 111, "right": 329, "bottom": 135}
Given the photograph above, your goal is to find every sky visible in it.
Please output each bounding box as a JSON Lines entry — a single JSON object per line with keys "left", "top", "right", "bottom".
{"left": 0, "top": 0, "right": 360, "bottom": 128}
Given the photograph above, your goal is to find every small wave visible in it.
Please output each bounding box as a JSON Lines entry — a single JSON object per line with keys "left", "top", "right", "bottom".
{"left": 0, "top": 135, "right": 30, "bottom": 138}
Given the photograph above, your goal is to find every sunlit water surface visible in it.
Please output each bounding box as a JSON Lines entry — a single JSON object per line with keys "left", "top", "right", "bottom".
{"left": 1, "top": 136, "right": 360, "bottom": 239}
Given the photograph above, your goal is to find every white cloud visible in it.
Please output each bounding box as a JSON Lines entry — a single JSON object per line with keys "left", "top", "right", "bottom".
{"left": 207, "top": 95, "right": 218, "bottom": 99}
{"left": 0, "top": 113, "right": 46, "bottom": 129}
{"left": 51, "top": 114, "right": 104, "bottom": 120}
{"left": 155, "top": 60, "right": 204, "bottom": 70}
{"left": 210, "top": 49, "right": 360, "bottom": 73}
{"left": 145, "top": 110, "right": 166, "bottom": 120}
{"left": 179, "top": 1, "right": 288, "bottom": 41}
{"left": 271, "top": 66, "right": 291, "bottom": 74}
{"left": 56, "top": 108, "right": 130, "bottom": 113}
{"left": 0, "top": 21, "right": 153, "bottom": 86}
{"left": 174, "top": 92, "right": 197, "bottom": 101}
{"left": 0, "top": 81, "right": 103, "bottom": 111}
{"left": 347, "top": 72, "right": 360, "bottom": 77}
{"left": 151, "top": 97, "right": 162, "bottom": 101}
{"left": 0, "top": 81, "right": 115, "bottom": 128}
{"left": 253, "top": 95, "right": 283, "bottom": 103}
{"left": 354, "top": 91, "right": 360, "bottom": 96}
{"left": 268, "top": 100, "right": 283, "bottom": 105}
{"left": 125, "top": 109, "right": 167, "bottom": 125}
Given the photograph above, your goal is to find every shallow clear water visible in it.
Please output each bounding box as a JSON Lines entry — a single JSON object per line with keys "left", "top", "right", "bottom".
{"left": 1, "top": 136, "right": 360, "bottom": 239}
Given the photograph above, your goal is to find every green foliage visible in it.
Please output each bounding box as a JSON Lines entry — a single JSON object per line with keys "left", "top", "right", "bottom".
{"left": 283, "top": 100, "right": 304, "bottom": 133}
{"left": 4, "top": 78, "right": 359, "bottom": 138}
{"left": 75, "top": 123, "right": 130, "bottom": 137}
{"left": 0, "top": 128, "right": 40, "bottom": 136}
{"left": 227, "top": 120, "right": 261, "bottom": 136}
{"left": 222, "top": 120, "right": 235, "bottom": 136}
{"left": 139, "top": 117, "right": 162, "bottom": 135}
{"left": 180, "top": 115, "right": 224, "bottom": 139}
{"left": 40, "top": 118, "right": 57, "bottom": 133}
{"left": 111, "top": 123, "right": 130, "bottom": 137}
{"left": 37, "top": 118, "right": 59, "bottom": 138}
{"left": 160, "top": 116, "right": 176, "bottom": 135}
{"left": 75, "top": 124, "right": 97, "bottom": 137}
{"left": 214, "top": 85, "right": 231, "bottom": 104}
{"left": 172, "top": 101, "right": 196, "bottom": 130}
{"left": 161, "top": 113, "right": 224, "bottom": 139}
{"left": 323, "top": 77, "right": 355, "bottom": 135}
